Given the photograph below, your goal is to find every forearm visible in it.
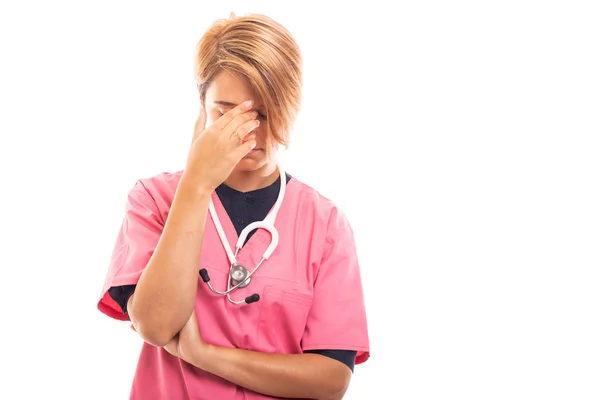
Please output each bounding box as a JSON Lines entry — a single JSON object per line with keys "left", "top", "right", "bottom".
{"left": 195, "top": 346, "right": 350, "bottom": 400}
{"left": 129, "top": 175, "right": 211, "bottom": 346}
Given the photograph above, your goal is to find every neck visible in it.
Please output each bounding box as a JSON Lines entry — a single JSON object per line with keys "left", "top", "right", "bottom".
{"left": 223, "top": 160, "right": 280, "bottom": 193}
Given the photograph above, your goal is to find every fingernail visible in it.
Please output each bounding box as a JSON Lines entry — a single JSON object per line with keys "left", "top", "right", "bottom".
{"left": 244, "top": 100, "right": 253, "bottom": 109}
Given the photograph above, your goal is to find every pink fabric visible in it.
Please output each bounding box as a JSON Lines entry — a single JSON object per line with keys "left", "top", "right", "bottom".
{"left": 98, "top": 171, "right": 370, "bottom": 399}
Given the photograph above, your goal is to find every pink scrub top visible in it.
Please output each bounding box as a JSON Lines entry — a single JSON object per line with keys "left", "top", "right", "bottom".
{"left": 98, "top": 171, "right": 370, "bottom": 399}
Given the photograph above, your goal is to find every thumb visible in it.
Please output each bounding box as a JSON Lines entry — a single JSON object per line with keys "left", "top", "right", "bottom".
{"left": 191, "top": 107, "right": 207, "bottom": 145}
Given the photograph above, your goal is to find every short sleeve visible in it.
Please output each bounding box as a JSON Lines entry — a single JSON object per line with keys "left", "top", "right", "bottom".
{"left": 301, "top": 208, "right": 370, "bottom": 365}
{"left": 97, "top": 182, "right": 164, "bottom": 321}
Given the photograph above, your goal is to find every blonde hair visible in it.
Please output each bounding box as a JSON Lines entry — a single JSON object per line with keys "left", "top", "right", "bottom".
{"left": 194, "top": 13, "right": 302, "bottom": 148}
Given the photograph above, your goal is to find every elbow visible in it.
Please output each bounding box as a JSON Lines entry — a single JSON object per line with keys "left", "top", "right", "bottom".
{"left": 323, "top": 388, "right": 348, "bottom": 400}
{"left": 133, "top": 320, "right": 176, "bottom": 347}
{"left": 128, "top": 302, "right": 177, "bottom": 347}
{"left": 320, "top": 373, "right": 351, "bottom": 400}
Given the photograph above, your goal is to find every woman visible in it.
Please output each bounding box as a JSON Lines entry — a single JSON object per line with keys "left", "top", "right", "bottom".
{"left": 98, "top": 13, "right": 370, "bottom": 400}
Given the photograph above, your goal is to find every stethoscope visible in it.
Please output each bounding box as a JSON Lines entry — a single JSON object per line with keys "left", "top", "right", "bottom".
{"left": 199, "top": 163, "right": 286, "bottom": 305}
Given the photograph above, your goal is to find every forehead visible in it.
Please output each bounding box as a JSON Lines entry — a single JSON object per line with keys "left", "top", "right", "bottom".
{"left": 205, "top": 69, "right": 257, "bottom": 104}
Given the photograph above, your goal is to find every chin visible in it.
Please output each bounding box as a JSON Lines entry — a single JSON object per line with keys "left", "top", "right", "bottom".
{"left": 234, "top": 154, "right": 269, "bottom": 172}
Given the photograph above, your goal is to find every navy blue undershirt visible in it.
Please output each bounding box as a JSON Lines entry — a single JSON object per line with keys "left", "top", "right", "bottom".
{"left": 108, "top": 173, "right": 356, "bottom": 372}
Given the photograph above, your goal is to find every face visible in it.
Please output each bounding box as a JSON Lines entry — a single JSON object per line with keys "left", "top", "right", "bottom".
{"left": 203, "top": 70, "right": 274, "bottom": 172}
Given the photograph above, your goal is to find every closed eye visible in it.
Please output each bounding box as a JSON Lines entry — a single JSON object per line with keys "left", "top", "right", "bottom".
{"left": 217, "top": 109, "right": 267, "bottom": 120}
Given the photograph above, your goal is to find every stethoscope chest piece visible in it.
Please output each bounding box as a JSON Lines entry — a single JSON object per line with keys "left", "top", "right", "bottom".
{"left": 230, "top": 263, "right": 251, "bottom": 288}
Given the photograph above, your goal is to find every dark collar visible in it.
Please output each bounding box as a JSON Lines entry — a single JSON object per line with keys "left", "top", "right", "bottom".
{"left": 215, "top": 172, "right": 292, "bottom": 200}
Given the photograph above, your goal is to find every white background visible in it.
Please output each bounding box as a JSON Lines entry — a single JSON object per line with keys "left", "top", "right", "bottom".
{"left": 1, "top": 1, "right": 599, "bottom": 399}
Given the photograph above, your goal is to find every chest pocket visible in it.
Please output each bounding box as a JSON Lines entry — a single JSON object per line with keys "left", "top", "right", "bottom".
{"left": 256, "top": 284, "right": 313, "bottom": 354}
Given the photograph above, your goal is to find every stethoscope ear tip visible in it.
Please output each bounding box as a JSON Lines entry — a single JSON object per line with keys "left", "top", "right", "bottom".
{"left": 199, "top": 268, "right": 210, "bottom": 282}
{"left": 245, "top": 294, "right": 260, "bottom": 304}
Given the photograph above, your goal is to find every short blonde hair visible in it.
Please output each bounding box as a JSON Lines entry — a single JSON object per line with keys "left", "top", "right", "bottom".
{"left": 194, "top": 13, "right": 302, "bottom": 148}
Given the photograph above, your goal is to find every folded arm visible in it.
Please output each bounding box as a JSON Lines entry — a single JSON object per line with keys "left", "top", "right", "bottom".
{"left": 193, "top": 345, "right": 353, "bottom": 400}
{"left": 125, "top": 178, "right": 211, "bottom": 347}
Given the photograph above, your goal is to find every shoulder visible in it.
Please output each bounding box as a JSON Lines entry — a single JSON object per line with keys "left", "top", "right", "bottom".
{"left": 134, "top": 170, "right": 183, "bottom": 197}
{"left": 288, "top": 176, "right": 351, "bottom": 232}
{"left": 127, "top": 170, "right": 184, "bottom": 217}
{"left": 289, "top": 176, "right": 336, "bottom": 211}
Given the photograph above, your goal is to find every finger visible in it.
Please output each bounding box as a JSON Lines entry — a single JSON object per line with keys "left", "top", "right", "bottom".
{"left": 241, "top": 132, "right": 257, "bottom": 144}
{"left": 230, "top": 118, "right": 260, "bottom": 143}
{"left": 222, "top": 111, "right": 259, "bottom": 143}
{"left": 232, "top": 138, "right": 257, "bottom": 159}
{"left": 191, "top": 107, "right": 207, "bottom": 144}
{"left": 214, "top": 100, "right": 255, "bottom": 130}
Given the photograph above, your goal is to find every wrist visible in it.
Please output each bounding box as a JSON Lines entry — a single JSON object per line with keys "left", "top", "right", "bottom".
{"left": 179, "top": 172, "right": 214, "bottom": 198}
